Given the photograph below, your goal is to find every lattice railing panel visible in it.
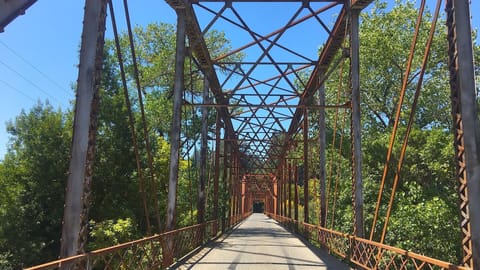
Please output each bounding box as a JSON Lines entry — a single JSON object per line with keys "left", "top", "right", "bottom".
{"left": 267, "top": 213, "right": 469, "bottom": 270}
{"left": 26, "top": 214, "right": 251, "bottom": 270}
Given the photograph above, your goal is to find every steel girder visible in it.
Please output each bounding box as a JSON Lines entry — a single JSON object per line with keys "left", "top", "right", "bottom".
{"left": 0, "top": 0, "right": 37, "bottom": 32}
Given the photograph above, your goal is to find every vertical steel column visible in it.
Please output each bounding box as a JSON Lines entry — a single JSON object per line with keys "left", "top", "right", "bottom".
{"left": 318, "top": 73, "right": 327, "bottom": 228}
{"left": 270, "top": 193, "right": 273, "bottom": 213}
{"left": 227, "top": 148, "right": 232, "bottom": 221}
{"left": 294, "top": 162, "right": 299, "bottom": 221}
{"left": 284, "top": 162, "right": 287, "bottom": 216}
{"left": 60, "top": 0, "right": 107, "bottom": 258}
{"left": 246, "top": 189, "right": 250, "bottom": 213}
{"left": 242, "top": 176, "right": 246, "bottom": 214}
{"left": 275, "top": 175, "right": 279, "bottom": 215}
{"left": 237, "top": 160, "right": 242, "bottom": 216}
{"left": 350, "top": 7, "right": 364, "bottom": 238}
{"left": 287, "top": 160, "right": 292, "bottom": 218}
{"left": 267, "top": 195, "right": 270, "bottom": 213}
{"left": 230, "top": 149, "right": 235, "bottom": 218}
{"left": 166, "top": 8, "right": 186, "bottom": 231}
{"left": 235, "top": 159, "right": 238, "bottom": 216}
{"left": 235, "top": 154, "right": 239, "bottom": 217}
{"left": 214, "top": 114, "right": 220, "bottom": 224}
{"left": 274, "top": 176, "right": 278, "bottom": 214}
{"left": 197, "top": 78, "right": 209, "bottom": 224}
{"left": 228, "top": 145, "right": 232, "bottom": 224}
{"left": 280, "top": 169, "right": 284, "bottom": 216}
{"left": 447, "top": 1, "right": 479, "bottom": 268}
{"left": 264, "top": 194, "right": 268, "bottom": 213}
{"left": 279, "top": 168, "right": 282, "bottom": 215}
{"left": 247, "top": 178, "right": 250, "bottom": 213}
{"left": 223, "top": 133, "right": 230, "bottom": 229}
{"left": 279, "top": 164, "right": 282, "bottom": 215}
{"left": 303, "top": 109, "right": 309, "bottom": 223}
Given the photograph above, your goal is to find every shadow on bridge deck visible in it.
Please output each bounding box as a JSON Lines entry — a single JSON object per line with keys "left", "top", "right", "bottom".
{"left": 175, "top": 213, "right": 350, "bottom": 270}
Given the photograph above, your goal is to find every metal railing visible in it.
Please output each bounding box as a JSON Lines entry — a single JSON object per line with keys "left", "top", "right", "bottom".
{"left": 26, "top": 213, "right": 251, "bottom": 270}
{"left": 267, "top": 213, "right": 469, "bottom": 270}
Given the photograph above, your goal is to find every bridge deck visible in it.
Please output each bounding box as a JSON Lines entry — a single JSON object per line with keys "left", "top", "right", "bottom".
{"left": 177, "top": 213, "right": 350, "bottom": 269}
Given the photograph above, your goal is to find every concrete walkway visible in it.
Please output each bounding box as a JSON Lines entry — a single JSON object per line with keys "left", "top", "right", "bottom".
{"left": 176, "top": 213, "right": 350, "bottom": 269}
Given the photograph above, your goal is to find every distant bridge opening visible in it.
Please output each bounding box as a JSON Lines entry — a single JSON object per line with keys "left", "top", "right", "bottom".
{"left": 253, "top": 201, "right": 264, "bottom": 213}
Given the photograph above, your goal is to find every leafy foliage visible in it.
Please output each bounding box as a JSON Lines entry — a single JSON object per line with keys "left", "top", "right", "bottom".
{"left": 88, "top": 218, "right": 140, "bottom": 251}
{"left": 0, "top": 102, "right": 70, "bottom": 268}
{"left": 359, "top": 0, "right": 450, "bottom": 131}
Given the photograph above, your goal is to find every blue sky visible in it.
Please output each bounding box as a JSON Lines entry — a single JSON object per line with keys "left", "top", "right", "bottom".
{"left": 0, "top": 0, "right": 479, "bottom": 158}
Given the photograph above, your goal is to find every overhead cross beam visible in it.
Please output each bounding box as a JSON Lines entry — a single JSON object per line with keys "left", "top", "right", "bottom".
{"left": 166, "top": 0, "right": 373, "bottom": 179}
{"left": 0, "top": 0, "right": 37, "bottom": 32}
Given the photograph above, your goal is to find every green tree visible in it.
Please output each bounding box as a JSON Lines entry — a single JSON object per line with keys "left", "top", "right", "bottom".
{"left": 0, "top": 102, "right": 70, "bottom": 268}
{"left": 359, "top": 0, "right": 451, "bottom": 131}
{"left": 89, "top": 46, "right": 142, "bottom": 226}
{"left": 100, "top": 22, "right": 243, "bottom": 230}
{"left": 314, "top": 0, "right": 479, "bottom": 264}
{"left": 362, "top": 128, "right": 460, "bottom": 262}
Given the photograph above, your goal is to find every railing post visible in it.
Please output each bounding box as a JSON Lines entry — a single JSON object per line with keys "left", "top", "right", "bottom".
{"left": 161, "top": 234, "right": 174, "bottom": 268}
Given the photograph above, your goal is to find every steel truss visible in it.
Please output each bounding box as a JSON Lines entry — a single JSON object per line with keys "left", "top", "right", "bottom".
{"left": 164, "top": 0, "right": 479, "bottom": 267}
{"left": 4, "top": 0, "right": 478, "bottom": 268}
{"left": 164, "top": 0, "right": 370, "bottom": 237}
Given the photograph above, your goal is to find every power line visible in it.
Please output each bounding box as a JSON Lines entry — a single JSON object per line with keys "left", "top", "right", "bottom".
{"left": 0, "top": 40, "right": 72, "bottom": 95}
{"left": 0, "top": 59, "right": 61, "bottom": 104}
{"left": 0, "top": 79, "right": 36, "bottom": 102}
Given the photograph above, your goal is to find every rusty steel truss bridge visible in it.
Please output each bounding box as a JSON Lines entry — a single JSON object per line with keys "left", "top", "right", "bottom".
{"left": 1, "top": 0, "right": 479, "bottom": 269}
